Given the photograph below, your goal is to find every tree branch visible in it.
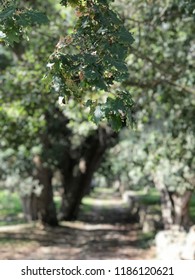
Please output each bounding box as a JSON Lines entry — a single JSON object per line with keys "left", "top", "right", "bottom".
{"left": 128, "top": 47, "right": 195, "bottom": 95}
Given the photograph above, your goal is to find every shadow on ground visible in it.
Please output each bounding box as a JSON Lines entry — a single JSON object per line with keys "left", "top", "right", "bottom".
{"left": 0, "top": 195, "right": 155, "bottom": 260}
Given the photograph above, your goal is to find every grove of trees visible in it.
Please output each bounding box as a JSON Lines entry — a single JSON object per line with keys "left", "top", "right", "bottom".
{"left": 0, "top": 0, "right": 195, "bottom": 230}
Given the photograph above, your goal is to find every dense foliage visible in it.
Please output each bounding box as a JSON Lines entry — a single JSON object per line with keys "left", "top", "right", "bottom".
{"left": 1, "top": 0, "right": 135, "bottom": 130}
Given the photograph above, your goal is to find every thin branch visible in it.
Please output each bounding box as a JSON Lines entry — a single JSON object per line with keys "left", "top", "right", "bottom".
{"left": 161, "top": 78, "right": 195, "bottom": 95}
{"left": 128, "top": 47, "right": 195, "bottom": 95}
{"left": 124, "top": 78, "right": 195, "bottom": 95}
{"left": 130, "top": 46, "right": 171, "bottom": 76}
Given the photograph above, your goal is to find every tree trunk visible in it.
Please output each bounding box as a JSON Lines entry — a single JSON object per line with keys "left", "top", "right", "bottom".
{"left": 171, "top": 190, "right": 192, "bottom": 229}
{"left": 21, "top": 193, "right": 38, "bottom": 222}
{"left": 36, "top": 165, "right": 58, "bottom": 226}
{"left": 59, "top": 172, "right": 94, "bottom": 220}
{"left": 153, "top": 171, "right": 192, "bottom": 229}
{"left": 59, "top": 125, "right": 117, "bottom": 220}
{"left": 153, "top": 171, "right": 174, "bottom": 229}
{"left": 22, "top": 155, "right": 58, "bottom": 226}
{"left": 20, "top": 165, "right": 58, "bottom": 226}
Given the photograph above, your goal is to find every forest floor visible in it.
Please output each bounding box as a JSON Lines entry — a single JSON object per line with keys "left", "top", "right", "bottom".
{"left": 0, "top": 190, "right": 156, "bottom": 260}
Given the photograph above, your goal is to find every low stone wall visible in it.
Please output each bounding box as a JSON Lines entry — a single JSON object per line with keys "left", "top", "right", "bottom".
{"left": 122, "top": 191, "right": 162, "bottom": 231}
{"left": 181, "top": 225, "right": 195, "bottom": 259}
{"left": 139, "top": 206, "right": 162, "bottom": 233}
{"left": 122, "top": 191, "right": 140, "bottom": 220}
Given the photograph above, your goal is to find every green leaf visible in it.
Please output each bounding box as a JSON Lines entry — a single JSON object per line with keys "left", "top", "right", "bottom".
{"left": 17, "top": 10, "right": 49, "bottom": 26}
{"left": 5, "top": 27, "right": 20, "bottom": 45}
{"left": 60, "top": 0, "right": 68, "bottom": 6}
{"left": 109, "top": 114, "right": 122, "bottom": 131}
{"left": 85, "top": 100, "right": 93, "bottom": 107}
{"left": 0, "top": 6, "right": 15, "bottom": 21}
{"left": 111, "top": 60, "right": 128, "bottom": 72}
{"left": 118, "top": 27, "right": 134, "bottom": 45}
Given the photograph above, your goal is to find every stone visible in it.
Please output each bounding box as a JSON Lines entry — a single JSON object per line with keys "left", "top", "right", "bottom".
{"left": 139, "top": 206, "right": 162, "bottom": 233}
{"left": 122, "top": 191, "right": 140, "bottom": 218}
{"left": 181, "top": 225, "right": 195, "bottom": 260}
{"left": 142, "top": 219, "right": 156, "bottom": 233}
{"left": 155, "top": 227, "right": 187, "bottom": 259}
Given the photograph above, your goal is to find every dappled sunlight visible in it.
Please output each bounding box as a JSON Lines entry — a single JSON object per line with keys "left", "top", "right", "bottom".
{"left": 0, "top": 192, "right": 155, "bottom": 260}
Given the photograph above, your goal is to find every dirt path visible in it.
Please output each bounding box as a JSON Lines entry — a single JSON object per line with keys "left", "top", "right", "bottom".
{"left": 0, "top": 194, "right": 156, "bottom": 260}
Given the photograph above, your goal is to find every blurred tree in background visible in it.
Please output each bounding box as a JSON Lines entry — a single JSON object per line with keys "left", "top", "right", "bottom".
{"left": 99, "top": 0, "right": 195, "bottom": 229}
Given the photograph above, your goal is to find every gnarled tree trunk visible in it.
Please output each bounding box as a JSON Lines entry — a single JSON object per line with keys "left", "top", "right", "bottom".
{"left": 153, "top": 171, "right": 192, "bottom": 229}
{"left": 59, "top": 125, "right": 117, "bottom": 220}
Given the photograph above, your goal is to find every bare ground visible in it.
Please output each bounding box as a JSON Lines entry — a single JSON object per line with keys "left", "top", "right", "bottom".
{"left": 0, "top": 194, "right": 156, "bottom": 260}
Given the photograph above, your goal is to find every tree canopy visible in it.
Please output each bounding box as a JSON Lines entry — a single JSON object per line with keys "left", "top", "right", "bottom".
{"left": 1, "top": 0, "right": 135, "bottom": 131}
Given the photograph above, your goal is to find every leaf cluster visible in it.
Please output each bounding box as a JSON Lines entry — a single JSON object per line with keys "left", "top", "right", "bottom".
{"left": 47, "top": 0, "right": 134, "bottom": 129}
{"left": 0, "top": 2, "right": 48, "bottom": 45}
